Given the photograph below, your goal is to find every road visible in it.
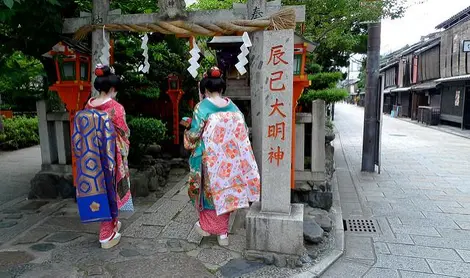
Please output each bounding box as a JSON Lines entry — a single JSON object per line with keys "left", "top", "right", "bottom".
{"left": 322, "top": 103, "right": 470, "bottom": 277}
{"left": 0, "top": 146, "right": 41, "bottom": 205}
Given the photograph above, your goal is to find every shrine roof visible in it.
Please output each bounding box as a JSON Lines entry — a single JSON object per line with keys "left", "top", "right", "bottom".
{"left": 294, "top": 33, "right": 318, "bottom": 52}
{"left": 42, "top": 37, "right": 91, "bottom": 58}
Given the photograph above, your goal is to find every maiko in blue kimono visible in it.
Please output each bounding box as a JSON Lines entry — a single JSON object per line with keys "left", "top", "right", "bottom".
{"left": 73, "top": 109, "right": 118, "bottom": 223}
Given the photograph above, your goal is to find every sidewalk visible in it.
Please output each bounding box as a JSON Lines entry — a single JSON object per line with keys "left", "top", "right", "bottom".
{"left": 322, "top": 103, "right": 470, "bottom": 277}
{"left": 0, "top": 146, "right": 41, "bottom": 205}
{"left": 397, "top": 116, "right": 470, "bottom": 139}
{"left": 0, "top": 167, "right": 321, "bottom": 278}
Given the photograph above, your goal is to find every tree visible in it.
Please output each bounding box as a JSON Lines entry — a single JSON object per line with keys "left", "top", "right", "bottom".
{"left": 191, "top": 0, "right": 406, "bottom": 71}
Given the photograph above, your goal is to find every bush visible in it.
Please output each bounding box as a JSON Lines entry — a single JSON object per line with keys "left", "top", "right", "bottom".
{"left": 0, "top": 116, "right": 39, "bottom": 150}
{"left": 300, "top": 88, "right": 349, "bottom": 105}
{"left": 127, "top": 117, "right": 168, "bottom": 162}
{"left": 308, "top": 72, "right": 343, "bottom": 91}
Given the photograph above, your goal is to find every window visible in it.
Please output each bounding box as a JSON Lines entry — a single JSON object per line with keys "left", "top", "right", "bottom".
{"left": 80, "top": 61, "right": 89, "bottom": 81}
{"left": 60, "top": 61, "right": 76, "bottom": 81}
{"left": 293, "top": 54, "right": 302, "bottom": 75}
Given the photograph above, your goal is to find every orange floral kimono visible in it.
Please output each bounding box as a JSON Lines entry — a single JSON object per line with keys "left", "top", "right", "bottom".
{"left": 184, "top": 98, "right": 260, "bottom": 221}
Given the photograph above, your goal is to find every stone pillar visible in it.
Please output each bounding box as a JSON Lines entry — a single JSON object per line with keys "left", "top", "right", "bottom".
{"left": 247, "top": 0, "right": 266, "bottom": 19}
{"left": 91, "top": 0, "right": 110, "bottom": 96}
{"left": 55, "top": 121, "right": 67, "bottom": 165}
{"left": 36, "top": 100, "right": 54, "bottom": 166}
{"left": 311, "top": 100, "right": 326, "bottom": 182}
{"left": 246, "top": 30, "right": 304, "bottom": 264}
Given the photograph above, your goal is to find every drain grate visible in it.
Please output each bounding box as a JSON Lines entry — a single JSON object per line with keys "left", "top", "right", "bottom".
{"left": 344, "top": 219, "right": 377, "bottom": 233}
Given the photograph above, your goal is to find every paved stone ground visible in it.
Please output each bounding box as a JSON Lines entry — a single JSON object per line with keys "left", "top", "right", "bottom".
{"left": 399, "top": 117, "right": 470, "bottom": 140}
{"left": 0, "top": 166, "right": 320, "bottom": 278}
{"left": 322, "top": 103, "right": 470, "bottom": 278}
{"left": 0, "top": 146, "right": 41, "bottom": 205}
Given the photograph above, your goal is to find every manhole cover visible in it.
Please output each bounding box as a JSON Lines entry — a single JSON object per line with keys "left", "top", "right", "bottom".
{"left": 344, "top": 219, "right": 377, "bottom": 233}
{"left": 389, "top": 134, "right": 407, "bottom": 137}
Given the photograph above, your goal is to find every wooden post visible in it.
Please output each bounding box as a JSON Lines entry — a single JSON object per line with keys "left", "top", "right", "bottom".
{"left": 91, "top": 0, "right": 110, "bottom": 97}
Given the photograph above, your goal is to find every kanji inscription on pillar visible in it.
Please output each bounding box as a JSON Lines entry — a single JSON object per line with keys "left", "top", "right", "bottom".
{"left": 260, "top": 30, "right": 293, "bottom": 214}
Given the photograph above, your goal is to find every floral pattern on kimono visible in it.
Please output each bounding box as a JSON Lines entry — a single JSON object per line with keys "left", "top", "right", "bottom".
{"left": 203, "top": 112, "right": 260, "bottom": 215}
{"left": 184, "top": 98, "right": 260, "bottom": 215}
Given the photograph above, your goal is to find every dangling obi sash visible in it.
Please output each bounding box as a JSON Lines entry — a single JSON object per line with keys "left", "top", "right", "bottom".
{"left": 72, "top": 109, "right": 118, "bottom": 223}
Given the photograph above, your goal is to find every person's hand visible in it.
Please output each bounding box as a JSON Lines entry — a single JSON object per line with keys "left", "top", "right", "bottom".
{"left": 180, "top": 119, "right": 191, "bottom": 128}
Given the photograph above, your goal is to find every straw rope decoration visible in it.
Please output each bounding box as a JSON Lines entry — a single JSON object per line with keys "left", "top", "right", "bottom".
{"left": 73, "top": 8, "right": 296, "bottom": 40}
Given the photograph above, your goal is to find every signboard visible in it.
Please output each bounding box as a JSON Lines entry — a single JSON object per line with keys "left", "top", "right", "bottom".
{"left": 463, "top": 40, "right": 470, "bottom": 52}
{"left": 455, "top": 91, "right": 461, "bottom": 106}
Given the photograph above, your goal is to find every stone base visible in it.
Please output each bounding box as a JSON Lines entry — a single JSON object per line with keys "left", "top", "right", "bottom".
{"left": 29, "top": 169, "right": 74, "bottom": 199}
{"left": 246, "top": 202, "right": 305, "bottom": 264}
{"left": 245, "top": 249, "right": 304, "bottom": 268}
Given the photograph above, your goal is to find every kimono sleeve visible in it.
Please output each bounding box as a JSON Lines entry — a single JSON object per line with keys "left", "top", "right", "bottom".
{"left": 112, "top": 103, "right": 130, "bottom": 139}
{"left": 184, "top": 104, "right": 205, "bottom": 151}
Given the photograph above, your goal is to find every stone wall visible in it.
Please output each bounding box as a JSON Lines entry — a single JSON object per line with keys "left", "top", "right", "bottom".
{"left": 29, "top": 145, "right": 188, "bottom": 199}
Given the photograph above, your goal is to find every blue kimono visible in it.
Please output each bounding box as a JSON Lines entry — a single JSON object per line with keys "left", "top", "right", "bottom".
{"left": 72, "top": 109, "right": 118, "bottom": 223}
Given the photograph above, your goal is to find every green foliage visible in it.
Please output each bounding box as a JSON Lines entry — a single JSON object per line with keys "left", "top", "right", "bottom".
{"left": 325, "top": 119, "right": 334, "bottom": 130}
{"left": 2, "top": 0, "right": 59, "bottom": 9}
{"left": 357, "top": 57, "right": 367, "bottom": 91}
{"left": 189, "top": 0, "right": 240, "bottom": 10}
{"left": 191, "top": 0, "right": 407, "bottom": 70}
{"left": 127, "top": 117, "right": 168, "bottom": 161}
{"left": 300, "top": 88, "right": 348, "bottom": 104}
{"left": 113, "top": 34, "right": 198, "bottom": 106}
{"left": 306, "top": 62, "right": 322, "bottom": 75}
{"left": 0, "top": 116, "right": 39, "bottom": 150}
{"left": 0, "top": 51, "right": 45, "bottom": 111}
{"left": 308, "top": 72, "right": 343, "bottom": 91}
{"left": 134, "top": 86, "right": 160, "bottom": 99}
{"left": 0, "top": 103, "right": 11, "bottom": 110}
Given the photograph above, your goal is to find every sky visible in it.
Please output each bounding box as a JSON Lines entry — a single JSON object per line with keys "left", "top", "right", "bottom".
{"left": 381, "top": 0, "right": 469, "bottom": 54}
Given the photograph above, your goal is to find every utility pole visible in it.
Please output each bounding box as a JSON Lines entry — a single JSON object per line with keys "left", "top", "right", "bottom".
{"left": 361, "top": 22, "right": 381, "bottom": 172}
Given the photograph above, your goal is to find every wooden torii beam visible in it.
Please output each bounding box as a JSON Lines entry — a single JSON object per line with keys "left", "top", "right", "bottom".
{"left": 61, "top": 0, "right": 305, "bottom": 96}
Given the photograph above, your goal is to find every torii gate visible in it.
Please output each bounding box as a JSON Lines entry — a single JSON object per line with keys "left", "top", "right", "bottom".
{"left": 62, "top": 0, "right": 306, "bottom": 187}
{"left": 62, "top": 0, "right": 305, "bottom": 91}
{"left": 62, "top": 0, "right": 308, "bottom": 263}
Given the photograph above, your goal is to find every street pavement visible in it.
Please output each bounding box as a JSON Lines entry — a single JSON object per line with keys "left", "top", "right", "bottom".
{"left": 0, "top": 146, "right": 41, "bottom": 205}
{"left": 322, "top": 103, "right": 470, "bottom": 278}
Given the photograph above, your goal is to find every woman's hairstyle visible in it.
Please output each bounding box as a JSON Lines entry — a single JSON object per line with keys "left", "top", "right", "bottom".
{"left": 199, "top": 77, "right": 208, "bottom": 95}
{"left": 94, "top": 64, "right": 121, "bottom": 93}
{"left": 204, "top": 66, "right": 226, "bottom": 94}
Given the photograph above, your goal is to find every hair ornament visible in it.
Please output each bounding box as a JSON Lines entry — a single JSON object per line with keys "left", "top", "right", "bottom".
{"left": 210, "top": 67, "right": 221, "bottom": 78}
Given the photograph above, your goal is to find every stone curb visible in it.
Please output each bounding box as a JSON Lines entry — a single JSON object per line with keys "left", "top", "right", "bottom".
{"left": 292, "top": 138, "right": 345, "bottom": 278}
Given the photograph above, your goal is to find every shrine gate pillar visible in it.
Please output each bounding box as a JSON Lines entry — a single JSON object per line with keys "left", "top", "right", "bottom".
{"left": 246, "top": 29, "right": 305, "bottom": 264}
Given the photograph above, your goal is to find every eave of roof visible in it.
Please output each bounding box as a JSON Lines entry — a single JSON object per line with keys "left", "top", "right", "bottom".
{"left": 435, "top": 6, "right": 470, "bottom": 30}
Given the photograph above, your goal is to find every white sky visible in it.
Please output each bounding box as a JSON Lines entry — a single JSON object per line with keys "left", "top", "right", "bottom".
{"left": 381, "top": 0, "right": 469, "bottom": 54}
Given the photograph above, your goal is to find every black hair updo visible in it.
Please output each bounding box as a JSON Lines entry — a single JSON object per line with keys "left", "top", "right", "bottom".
{"left": 94, "top": 65, "right": 121, "bottom": 93}
{"left": 204, "top": 67, "right": 226, "bottom": 94}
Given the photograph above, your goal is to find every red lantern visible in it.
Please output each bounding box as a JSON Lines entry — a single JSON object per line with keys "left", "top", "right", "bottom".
{"left": 43, "top": 40, "right": 92, "bottom": 187}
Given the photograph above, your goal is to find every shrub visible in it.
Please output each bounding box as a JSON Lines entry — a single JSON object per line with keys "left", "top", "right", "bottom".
{"left": 308, "top": 72, "right": 343, "bottom": 91}
{"left": 127, "top": 117, "right": 168, "bottom": 162}
{"left": 300, "top": 88, "right": 349, "bottom": 105}
{"left": 0, "top": 116, "right": 39, "bottom": 150}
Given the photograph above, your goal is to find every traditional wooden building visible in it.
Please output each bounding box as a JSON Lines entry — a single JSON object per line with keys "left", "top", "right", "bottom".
{"left": 410, "top": 37, "right": 441, "bottom": 122}
{"left": 435, "top": 6, "right": 470, "bottom": 129}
